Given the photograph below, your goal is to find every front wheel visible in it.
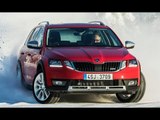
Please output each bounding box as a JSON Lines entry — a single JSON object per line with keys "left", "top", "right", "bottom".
{"left": 116, "top": 73, "right": 146, "bottom": 103}
{"left": 33, "top": 71, "right": 60, "bottom": 104}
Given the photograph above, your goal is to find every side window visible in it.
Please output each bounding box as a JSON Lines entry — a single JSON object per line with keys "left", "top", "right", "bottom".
{"left": 29, "top": 27, "right": 41, "bottom": 42}
{"left": 26, "top": 27, "right": 44, "bottom": 47}
{"left": 24, "top": 29, "right": 35, "bottom": 45}
{"left": 35, "top": 28, "right": 44, "bottom": 47}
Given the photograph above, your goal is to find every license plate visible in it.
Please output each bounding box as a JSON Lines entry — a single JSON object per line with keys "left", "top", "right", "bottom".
{"left": 84, "top": 74, "right": 113, "bottom": 80}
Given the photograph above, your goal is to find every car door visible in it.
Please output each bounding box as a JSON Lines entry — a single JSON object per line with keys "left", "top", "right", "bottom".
{"left": 19, "top": 28, "right": 35, "bottom": 84}
{"left": 23, "top": 27, "right": 44, "bottom": 85}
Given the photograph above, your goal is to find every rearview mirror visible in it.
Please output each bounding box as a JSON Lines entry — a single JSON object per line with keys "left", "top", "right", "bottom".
{"left": 125, "top": 41, "right": 135, "bottom": 49}
{"left": 27, "top": 40, "right": 41, "bottom": 49}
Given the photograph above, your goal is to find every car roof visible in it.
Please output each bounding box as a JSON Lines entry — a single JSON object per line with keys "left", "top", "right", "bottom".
{"left": 45, "top": 23, "right": 110, "bottom": 29}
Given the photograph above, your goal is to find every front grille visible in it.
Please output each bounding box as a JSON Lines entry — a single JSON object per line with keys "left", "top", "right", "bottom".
{"left": 73, "top": 62, "right": 121, "bottom": 72}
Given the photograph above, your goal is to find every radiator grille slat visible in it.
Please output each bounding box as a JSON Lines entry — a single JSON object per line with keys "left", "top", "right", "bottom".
{"left": 73, "top": 62, "right": 121, "bottom": 72}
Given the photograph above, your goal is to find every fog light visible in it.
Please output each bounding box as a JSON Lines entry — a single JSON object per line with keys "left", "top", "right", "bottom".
{"left": 128, "top": 80, "right": 137, "bottom": 86}
{"left": 52, "top": 80, "right": 67, "bottom": 86}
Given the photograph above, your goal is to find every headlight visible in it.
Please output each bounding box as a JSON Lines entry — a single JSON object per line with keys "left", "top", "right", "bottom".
{"left": 120, "top": 61, "right": 126, "bottom": 70}
{"left": 64, "top": 61, "right": 74, "bottom": 69}
{"left": 128, "top": 59, "right": 138, "bottom": 67}
{"left": 49, "top": 60, "right": 62, "bottom": 67}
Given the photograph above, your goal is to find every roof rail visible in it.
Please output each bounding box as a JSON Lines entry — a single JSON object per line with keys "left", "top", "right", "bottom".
{"left": 89, "top": 21, "right": 105, "bottom": 26}
{"left": 38, "top": 21, "right": 49, "bottom": 25}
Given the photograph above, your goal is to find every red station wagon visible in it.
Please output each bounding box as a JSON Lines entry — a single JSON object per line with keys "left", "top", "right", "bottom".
{"left": 17, "top": 21, "right": 146, "bottom": 103}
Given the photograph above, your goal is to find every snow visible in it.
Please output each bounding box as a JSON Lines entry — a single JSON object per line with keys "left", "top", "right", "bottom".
{"left": 1, "top": 101, "right": 160, "bottom": 108}
{"left": 0, "top": 13, "right": 160, "bottom": 107}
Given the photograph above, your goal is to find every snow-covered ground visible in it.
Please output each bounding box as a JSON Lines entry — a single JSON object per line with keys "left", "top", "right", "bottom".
{"left": 0, "top": 13, "right": 160, "bottom": 107}
{"left": 2, "top": 102, "right": 160, "bottom": 108}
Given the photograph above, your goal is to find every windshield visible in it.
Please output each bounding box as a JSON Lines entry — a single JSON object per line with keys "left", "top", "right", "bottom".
{"left": 46, "top": 28, "right": 123, "bottom": 47}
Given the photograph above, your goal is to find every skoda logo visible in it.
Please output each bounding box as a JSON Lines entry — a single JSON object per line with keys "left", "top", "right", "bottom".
{"left": 95, "top": 58, "right": 100, "bottom": 62}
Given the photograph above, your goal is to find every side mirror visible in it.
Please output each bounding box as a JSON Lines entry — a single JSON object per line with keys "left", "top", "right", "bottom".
{"left": 125, "top": 41, "right": 135, "bottom": 49}
{"left": 27, "top": 40, "right": 41, "bottom": 49}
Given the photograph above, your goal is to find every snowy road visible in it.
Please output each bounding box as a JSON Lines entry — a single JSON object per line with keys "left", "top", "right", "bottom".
{"left": 1, "top": 93, "right": 160, "bottom": 107}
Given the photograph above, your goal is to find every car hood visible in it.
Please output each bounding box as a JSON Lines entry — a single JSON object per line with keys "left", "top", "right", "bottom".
{"left": 45, "top": 47, "right": 133, "bottom": 64}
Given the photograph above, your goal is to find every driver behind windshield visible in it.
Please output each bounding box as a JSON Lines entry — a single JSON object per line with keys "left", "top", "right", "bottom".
{"left": 91, "top": 32, "right": 103, "bottom": 45}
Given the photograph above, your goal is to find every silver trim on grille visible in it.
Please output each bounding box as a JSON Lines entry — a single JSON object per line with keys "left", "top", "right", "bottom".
{"left": 72, "top": 61, "right": 126, "bottom": 72}
{"left": 68, "top": 86, "right": 126, "bottom": 92}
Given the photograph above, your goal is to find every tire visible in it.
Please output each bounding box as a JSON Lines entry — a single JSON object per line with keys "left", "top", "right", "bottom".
{"left": 33, "top": 71, "right": 60, "bottom": 104}
{"left": 17, "top": 61, "right": 32, "bottom": 90}
{"left": 116, "top": 72, "right": 146, "bottom": 103}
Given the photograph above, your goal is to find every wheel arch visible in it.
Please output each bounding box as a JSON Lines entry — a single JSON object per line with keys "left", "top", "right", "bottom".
{"left": 17, "top": 60, "right": 24, "bottom": 79}
{"left": 36, "top": 60, "right": 48, "bottom": 87}
{"left": 37, "top": 61, "right": 43, "bottom": 73}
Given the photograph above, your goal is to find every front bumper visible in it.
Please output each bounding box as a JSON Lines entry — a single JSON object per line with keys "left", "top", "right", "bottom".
{"left": 46, "top": 79, "right": 139, "bottom": 94}
{"left": 44, "top": 60, "right": 140, "bottom": 93}
{"left": 45, "top": 65, "right": 140, "bottom": 86}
